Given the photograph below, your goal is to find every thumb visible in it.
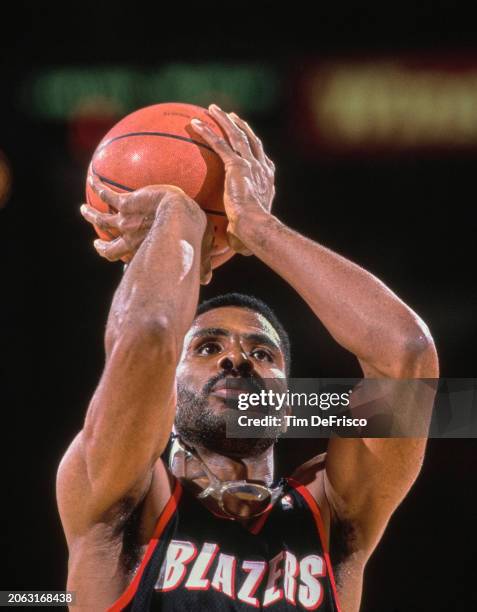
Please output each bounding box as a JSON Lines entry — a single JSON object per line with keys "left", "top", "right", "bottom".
{"left": 226, "top": 228, "right": 253, "bottom": 256}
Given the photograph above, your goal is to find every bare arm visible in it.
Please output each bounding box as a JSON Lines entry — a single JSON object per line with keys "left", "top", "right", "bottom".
{"left": 57, "top": 182, "right": 208, "bottom": 540}
{"left": 240, "top": 211, "right": 438, "bottom": 551}
{"left": 192, "top": 106, "right": 439, "bottom": 559}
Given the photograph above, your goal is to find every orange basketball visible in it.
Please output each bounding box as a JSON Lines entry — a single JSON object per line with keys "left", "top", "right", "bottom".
{"left": 85, "top": 102, "right": 233, "bottom": 266}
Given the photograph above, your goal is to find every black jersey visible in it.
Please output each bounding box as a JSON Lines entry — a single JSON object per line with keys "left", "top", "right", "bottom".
{"left": 109, "top": 477, "right": 341, "bottom": 611}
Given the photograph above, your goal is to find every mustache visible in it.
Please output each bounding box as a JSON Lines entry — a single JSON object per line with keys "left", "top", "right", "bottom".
{"left": 202, "top": 371, "right": 266, "bottom": 397}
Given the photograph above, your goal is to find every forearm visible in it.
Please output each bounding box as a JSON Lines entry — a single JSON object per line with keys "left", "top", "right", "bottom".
{"left": 106, "top": 196, "right": 206, "bottom": 355}
{"left": 80, "top": 196, "right": 206, "bottom": 503}
{"left": 237, "top": 212, "right": 436, "bottom": 377}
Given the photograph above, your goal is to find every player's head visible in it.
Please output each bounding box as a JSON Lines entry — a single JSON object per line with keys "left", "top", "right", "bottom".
{"left": 175, "top": 293, "right": 291, "bottom": 458}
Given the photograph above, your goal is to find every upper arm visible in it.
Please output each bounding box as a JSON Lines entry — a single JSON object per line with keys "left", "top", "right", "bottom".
{"left": 320, "top": 347, "right": 439, "bottom": 559}
{"left": 323, "top": 436, "right": 427, "bottom": 557}
{"left": 57, "top": 322, "right": 177, "bottom": 539}
{"left": 57, "top": 432, "right": 173, "bottom": 543}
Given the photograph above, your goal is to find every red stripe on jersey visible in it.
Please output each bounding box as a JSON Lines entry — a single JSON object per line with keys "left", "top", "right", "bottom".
{"left": 249, "top": 503, "right": 274, "bottom": 535}
{"left": 108, "top": 478, "right": 183, "bottom": 612}
{"left": 286, "top": 478, "right": 342, "bottom": 612}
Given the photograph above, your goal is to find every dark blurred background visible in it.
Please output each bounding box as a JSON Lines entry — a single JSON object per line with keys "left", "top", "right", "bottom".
{"left": 1, "top": 3, "right": 476, "bottom": 611}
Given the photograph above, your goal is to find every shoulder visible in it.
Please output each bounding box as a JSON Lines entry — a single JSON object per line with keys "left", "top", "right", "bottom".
{"left": 289, "top": 451, "right": 327, "bottom": 486}
{"left": 289, "top": 452, "right": 331, "bottom": 541}
{"left": 289, "top": 452, "right": 367, "bottom": 595}
{"left": 135, "top": 458, "right": 177, "bottom": 542}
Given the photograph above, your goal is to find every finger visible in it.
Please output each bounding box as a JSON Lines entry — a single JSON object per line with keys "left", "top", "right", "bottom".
{"left": 189, "top": 118, "right": 240, "bottom": 166}
{"left": 93, "top": 236, "right": 130, "bottom": 262}
{"left": 229, "top": 112, "right": 267, "bottom": 165}
{"left": 208, "top": 104, "right": 253, "bottom": 159}
{"left": 80, "top": 204, "right": 120, "bottom": 232}
{"left": 89, "top": 173, "right": 123, "bottom": 210}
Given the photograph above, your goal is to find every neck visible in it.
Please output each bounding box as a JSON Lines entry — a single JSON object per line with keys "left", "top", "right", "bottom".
{"left": 196, "top": 444, "right": 275, "bottom": 485}
{"left": 170, "top": 439, "right": 275, "bottom": 487}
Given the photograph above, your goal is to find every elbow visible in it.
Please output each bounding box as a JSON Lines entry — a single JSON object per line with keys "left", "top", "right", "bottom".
{"left": 131, "top": 315, "right": 180, "bottom": 360}
{"left": 111, "top": 314, "right": 181, "bottom": 367}
{"left": 396, "top": 320, "right": 439, "bottom": 378}
{"left": 131, "top": 314, "right": 173, "bottom": 339}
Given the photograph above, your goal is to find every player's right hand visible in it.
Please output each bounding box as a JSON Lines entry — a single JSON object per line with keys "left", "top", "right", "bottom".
{"left": 81, "top": 175, "right": 213, "bottom": 284}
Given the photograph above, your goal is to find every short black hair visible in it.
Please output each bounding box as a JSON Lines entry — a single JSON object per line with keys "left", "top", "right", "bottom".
{"left": 196, "top": 293, "right": 291, "bottom": 376}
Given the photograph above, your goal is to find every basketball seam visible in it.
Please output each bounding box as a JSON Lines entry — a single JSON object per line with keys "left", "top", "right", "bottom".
{"left": 96, "top": 131, "right": 216, "bottom": 154}
{"left": 90, "top": 167, "right": 227, "bottom": 217}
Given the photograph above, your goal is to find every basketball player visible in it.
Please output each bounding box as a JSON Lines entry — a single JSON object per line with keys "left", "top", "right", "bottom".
{"left": 57, "top": 104, "right": 439, "bottom": 611}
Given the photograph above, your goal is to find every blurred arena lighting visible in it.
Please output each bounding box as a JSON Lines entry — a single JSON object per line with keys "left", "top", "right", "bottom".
{"left": 0, "top": 150, "right": 12, "bottom": 209}
{"left": 20, "top": 64, "right": 279, "bottom": 120}
{"left": 298, "top": 55, "right": 477, "bottom": 155}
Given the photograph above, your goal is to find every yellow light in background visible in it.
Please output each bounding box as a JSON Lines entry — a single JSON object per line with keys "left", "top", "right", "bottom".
{"left": 0, "top": 150, "right": 12, "bottom": 209}
{"left": 310, "top": 59, "right": 477, "bottom": 150}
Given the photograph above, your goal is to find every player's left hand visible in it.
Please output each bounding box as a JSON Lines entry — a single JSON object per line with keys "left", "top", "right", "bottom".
{"left": 190, "top": 104, "right": 276, "bottom": 255}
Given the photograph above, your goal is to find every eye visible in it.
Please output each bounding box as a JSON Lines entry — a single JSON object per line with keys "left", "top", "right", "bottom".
{"left": 196, "top": 341, "right": 222, "bottom": 356}
{"left": 251, "top": 348, "right": 273, "bottom": 362}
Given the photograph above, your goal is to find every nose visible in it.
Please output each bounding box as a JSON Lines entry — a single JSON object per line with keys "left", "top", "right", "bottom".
{"left": 219, "top": 353, "right": 253, "bottom": 376}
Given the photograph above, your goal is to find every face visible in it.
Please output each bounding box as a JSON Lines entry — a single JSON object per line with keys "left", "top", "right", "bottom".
{"left": 175, "top": 306, "right": 287, "bottom": 458}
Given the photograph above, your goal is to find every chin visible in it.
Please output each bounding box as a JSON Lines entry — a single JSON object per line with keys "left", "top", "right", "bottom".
{"left": 208, "top": 396, "right": 241, "bottom": 412}
{"left": 216, "top": 437, "right": 277, "bottom": 460}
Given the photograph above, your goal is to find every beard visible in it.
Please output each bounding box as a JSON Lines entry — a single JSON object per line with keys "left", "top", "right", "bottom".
{"left": 175, "top": 374, "right": 281, "bottom": 459}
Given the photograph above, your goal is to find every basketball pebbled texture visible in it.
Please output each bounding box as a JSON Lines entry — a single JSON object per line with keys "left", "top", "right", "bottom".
{"left": 85, "top": 102, "right": 233, "bottom": 265}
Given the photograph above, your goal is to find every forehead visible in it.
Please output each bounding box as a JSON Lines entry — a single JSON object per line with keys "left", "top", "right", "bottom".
{"left": 186, "top": 306, "right": 282, "bottom": 347}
